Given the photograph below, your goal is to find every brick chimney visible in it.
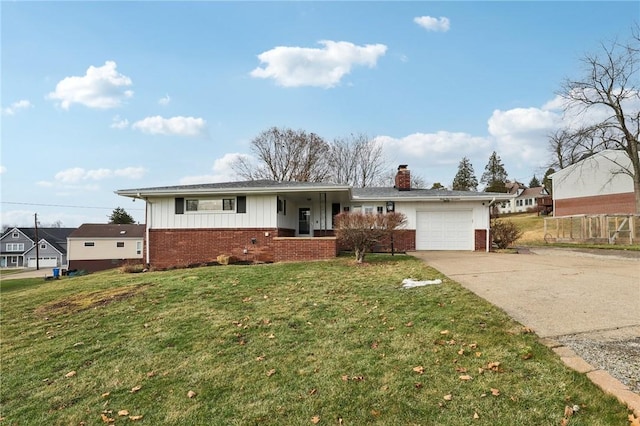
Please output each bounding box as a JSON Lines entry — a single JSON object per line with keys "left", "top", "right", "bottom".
{"left": 394, "top": 164, "right": 411, "bottom": 191}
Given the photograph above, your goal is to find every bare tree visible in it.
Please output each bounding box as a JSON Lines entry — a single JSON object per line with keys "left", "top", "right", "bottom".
{"left": 334, "top": 211, "right": 407, "bottom": 263}
{"left": 560, "top": 28, "right": 640, "bottom": 212}
{"left": 548, "top": 126, "right": 618, "bottom": 169}
{"left": 327, "top": 134, "right": 387, "bottom": 187}
{"left": 233, "top": 127, "right": 330, "bottom": 182}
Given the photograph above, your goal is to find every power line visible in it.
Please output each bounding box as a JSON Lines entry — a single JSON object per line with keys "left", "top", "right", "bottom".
{"left": 1, "top": 201, "right": 145, "bottom": 211}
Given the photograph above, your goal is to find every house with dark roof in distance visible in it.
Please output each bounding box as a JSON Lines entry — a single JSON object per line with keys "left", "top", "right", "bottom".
{"left": 116, "top": 165, "right": 514, "bottom": 270}
{"left": 0, "top": 227, "right": 76, "bottom": 268}
{"left": 67, "top": 224, "right": 146, "bottom": 272}
{"left": 497, "top": 182, "right": 552, "bottom": 215}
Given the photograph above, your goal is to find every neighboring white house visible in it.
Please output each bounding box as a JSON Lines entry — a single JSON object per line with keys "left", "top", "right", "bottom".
{"left": 550, "top": 150, "right": 635, "bottom": 216}
{"left": 116, "top": 165, "right": 514, "bottom": 269}
{"left": 497, "top": 182, "right": 551, "bottom": 214}
{"left": 67, "top": 224, "right": 145, "bottom": 272}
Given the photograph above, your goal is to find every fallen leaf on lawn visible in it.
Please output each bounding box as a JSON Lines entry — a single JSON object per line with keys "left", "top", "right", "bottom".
{"left": 469, "top": 343, "right": 478, "bottom": 349}
{"left": 371, "top": 341, "right": 379, "bottom": 349}
{"left": 455, "top": 367, "right": 467, "bottom": 373}
{"left": 256, "top": 355, "right": 265, "bottom": 361}
{"left": 414, "top": 382, "right": 423, "bottom": 389}
{"left": 187, "top": 390, "right": 196, "bottom": 398}
{"left": 405, "top": 322, "right": 414, "bottom": 327}
{"left": 459, "top": 375, "right": 473, "bottom": 381}
{"left": 458, "top": 349, "right": 465, "bottom": 355}
{"left": 130, "top": 385, "right": 141, "bottom": 393}
{"left": 487, "top": 361, "right": 501, "bottom": 372}
{"left": 443, "top": 394, "right": 453, "bottom": 401}
{"left": 268, "top": 334, "right": 275, "bottom": 339}
{"left": 101, "top": 392, "right": 110, "bottom": 397}
{"left": 311, "top": 415, "right": 320, "bottom": 424}
{"left": 73, "top": 342, "right": 84, "bottom": 347}
{"left": 475, "top": 352, "right": 483, "bottom": 357}
{"left": 629, "top": 414, "right": 640, "bottom": 426}
{"left": 338, "top": 417, "right": 343, "bottom": 425}
{"left": 522, "top": 326, "right": 534, "bottom": 334}
{"left": 478, "top": 367, "right": 485, "bottom": 374}
{"left": 341, "top": 375, "right": 349, "bottom": 381}
{"left": 371, "top": 409, "right": 381, "bottom": 417}
{"left": 118, "top": 410, "right": 129, "bottom": 416}
{"left": 309, "top": 388, "right": 317, "bottom": 395}
{"left": 100, "top": 413, "right": 115, "bottom": 423}
{"left": 440, "top": 330, "right": 449, "bottom": 335}
{"left": 491, "top": 388, "right": 500, "bottom": 396}
{"left": 65, "top": 371, "right": 76, "bottom": 378}
{"left": 147, "top": 371, "right": 155, "bottom": 377}
{"left": 129, "top": 415, "right": 143, "bottom": 421}
{"left": 413, "top": 366, "right": 425, "bottom": 374}
{"left": 266, "top": 369, "right": 276, "bottom": 377}
{"left": 564, "top": 406, "right": 574, "bottom": 417}
{"left": 560, "top": 418, "right": 569, "bottom": 426}
{"left": 351, "top": 376, "right": 365, "bottom": 381}
{"left": 242, "top": 297, "right": 252, "bottom": 302}
{"left": 473, "top": 412, "right": 480, "bottom": 419}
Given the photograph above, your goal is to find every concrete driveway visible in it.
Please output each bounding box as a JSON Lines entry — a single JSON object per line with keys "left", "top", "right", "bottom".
{"left": 410, "top": 248, "right": 640, "bottom": 339}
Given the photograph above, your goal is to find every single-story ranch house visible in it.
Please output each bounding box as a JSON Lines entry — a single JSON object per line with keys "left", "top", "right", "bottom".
{"left": 116, "top": 166, "right": 514, "bottom": 269}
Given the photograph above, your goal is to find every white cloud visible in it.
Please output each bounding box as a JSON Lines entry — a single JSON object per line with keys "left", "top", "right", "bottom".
{"left": 158, "top": 94, "right": 171, "bottom": 106}
{"left": 250, "top": 40, "right": 387, "bottom": 88}
{"left": 376, "top": 131, "right": 491, "bottom": 165}
{"left": 47, "top": 61, "right": 133, "bottom": 109}
{"left": 50, "top": 166, "right": 146, "bottom": 184}
{"left": 131, "top": 116, "right": 207, "bottom": 137}
{"left": 2, "top": 99, "right": 33, "bottom": 115}
{"left": 111, "top": 115, "right": 130, "bottom": 129}
{"left": 0, "top": 165, "right": 6, "bottom": 174}
{"left": 414, "top": 16, "right": 450, "bottom": 32}
{"left": 179, "top": 153, "right": 249, "bottom": 184}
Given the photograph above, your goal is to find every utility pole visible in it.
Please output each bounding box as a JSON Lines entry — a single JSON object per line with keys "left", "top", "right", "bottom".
{"left": 34, "top": 213, "right": 40, "bottom": 270}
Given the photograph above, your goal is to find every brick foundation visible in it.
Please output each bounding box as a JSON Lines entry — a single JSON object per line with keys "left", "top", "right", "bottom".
{"left": 555, "top": 192, "right": 635, "bottom": 216}
{"left": 69, "top": 259, "right": 142, "bottom": 273}
{"left": 149, "top": 228, "right": 280, "bottom": 269}
{"left": 273, "top": 237, "right": 337, "bottom": 262}
{"left": 475, "top": 229, "right": 488, "bottom": 251}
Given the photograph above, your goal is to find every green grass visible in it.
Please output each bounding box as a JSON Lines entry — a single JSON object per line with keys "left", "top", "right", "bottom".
{"left": 0, "top": 255, "right": 631, "bottom": 425}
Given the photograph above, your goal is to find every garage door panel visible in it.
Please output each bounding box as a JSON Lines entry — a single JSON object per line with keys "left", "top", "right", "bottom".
{"left": 416, "top": 211, "right": 472, "bottom": 250}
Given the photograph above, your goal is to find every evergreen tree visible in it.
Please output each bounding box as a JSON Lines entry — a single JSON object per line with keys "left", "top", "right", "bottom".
{"left": 430, "top": 182, "right": 445, "bottom": 190}
{"left": 109, "top": 207, "right": 135, "bottom": 224}
{"left": 529, "top": 175, "right": 541, "bottom": 188}
{"left": 542, "top": 168, "right": 555, "bottom": 195}
{"left": 452, "top": 157, "right": 478, "bottom": 191}
{"left": 481, "top": 151, "right": 509, "bottom": 192}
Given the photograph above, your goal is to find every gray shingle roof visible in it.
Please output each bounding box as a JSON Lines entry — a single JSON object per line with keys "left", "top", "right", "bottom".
{"left": 69, "top": 224, "right": 145, "bottom": 239}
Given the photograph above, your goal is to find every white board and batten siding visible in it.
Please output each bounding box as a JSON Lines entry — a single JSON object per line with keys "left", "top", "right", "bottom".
{"left": 396, "top": 201, "right": 490, "bottom": 251}
{"left": 149, "top": 195, "right": 278, "bottom": 229}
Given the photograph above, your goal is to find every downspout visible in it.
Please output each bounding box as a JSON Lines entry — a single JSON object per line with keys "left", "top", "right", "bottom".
{"left": 144, "top": 197, "right": 151, "bottom": 266}
{"left": 486, "top": 197, "right": 496, "bottom": 252}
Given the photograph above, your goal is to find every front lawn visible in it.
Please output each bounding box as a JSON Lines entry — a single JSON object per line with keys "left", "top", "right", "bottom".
{"left": 0, "top": 255, "right": 630, "bottom": 425}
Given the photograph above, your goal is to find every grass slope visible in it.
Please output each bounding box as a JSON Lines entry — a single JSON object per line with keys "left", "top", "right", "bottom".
{"left": 0, "top": 255, "right": 630, "bottom": 425}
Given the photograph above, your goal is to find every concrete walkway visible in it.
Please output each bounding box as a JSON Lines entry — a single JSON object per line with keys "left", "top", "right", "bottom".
{"left": 410, "top": 248, "right": 640, "bottom": 415}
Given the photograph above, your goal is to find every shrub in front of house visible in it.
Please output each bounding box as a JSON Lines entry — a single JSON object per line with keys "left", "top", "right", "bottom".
{"left": 491, "top": 218, "right": 523, "bottom": 249}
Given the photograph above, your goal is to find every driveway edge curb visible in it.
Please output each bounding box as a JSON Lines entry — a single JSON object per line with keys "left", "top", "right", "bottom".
{"left": 540, "top": 338, "right": 640, "bottom": 417}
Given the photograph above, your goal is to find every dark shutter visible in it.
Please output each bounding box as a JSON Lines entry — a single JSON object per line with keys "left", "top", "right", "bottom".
{"left": 175, "top": 198, "right": 184, "bottom": 214}
{"left": 237, "top": 196, "right": 246, "bottom": 213}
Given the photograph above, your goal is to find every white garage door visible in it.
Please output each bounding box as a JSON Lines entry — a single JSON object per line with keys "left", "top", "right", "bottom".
{"left": 27, "top": 257, "right": 58, "bottom": 268}
{"left": 416, "top": 211, "right": 473, "bottom": 250}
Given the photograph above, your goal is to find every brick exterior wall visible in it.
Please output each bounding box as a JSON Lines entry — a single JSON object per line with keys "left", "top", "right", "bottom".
{"left": 273, "top": 237, "right": 337, "bottom": 262}
{"left": 555, "top": 192, "right": 635, "bottom": 216}
{"left": 474, "top": 229, "right": 488, "bottom": 252}
{"left": 370, "top": 230, "right": 416, "bottom": 253}
{"left": 149, "top": 228, "right": 280, "bottom": 269}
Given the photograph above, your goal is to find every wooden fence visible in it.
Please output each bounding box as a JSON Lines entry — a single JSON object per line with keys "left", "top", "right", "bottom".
{"left": 543, "top": 214, "right": 639, "bottom": 245}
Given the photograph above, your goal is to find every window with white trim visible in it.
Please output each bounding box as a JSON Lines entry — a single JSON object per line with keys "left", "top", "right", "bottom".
{"left": 41, "top": 243, "right": 47, "bottom": 249}
{"left": 5, "top": 243, "right": 24, "bottom": 252}
{"left": 186, "top": 198, "right": 236, "bottom": 212}
{"left": 136, "top": 241, "right": 142, "bottom": 255}
{"left": 12, "top": 232, "right": 19, "bottom": 239}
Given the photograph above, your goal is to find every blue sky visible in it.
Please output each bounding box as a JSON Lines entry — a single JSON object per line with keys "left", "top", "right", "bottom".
{"left": 2, "top": 1, "right": 638, "bottom": 227}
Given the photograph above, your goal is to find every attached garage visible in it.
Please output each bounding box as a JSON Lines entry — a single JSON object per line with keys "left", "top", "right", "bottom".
{"left": 27, "top": 257, "right": 58, "bottom": 268}
{"left": 416, "top": 210, "right": 473, "bottom": 250}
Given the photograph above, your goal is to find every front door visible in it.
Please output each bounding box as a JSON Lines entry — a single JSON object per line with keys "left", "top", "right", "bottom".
{"left": 298, "top": 208, "right": 311, "bottom": 235}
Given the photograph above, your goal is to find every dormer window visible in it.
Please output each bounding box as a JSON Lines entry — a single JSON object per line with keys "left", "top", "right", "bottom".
{"left": 12, "top": 232, "right": 19, "bottom": 239}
